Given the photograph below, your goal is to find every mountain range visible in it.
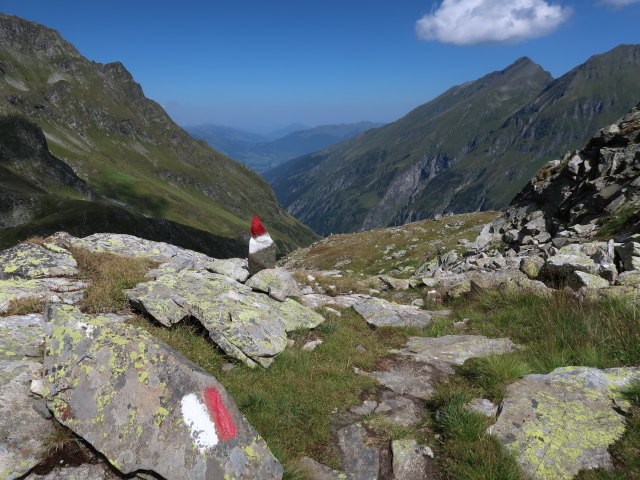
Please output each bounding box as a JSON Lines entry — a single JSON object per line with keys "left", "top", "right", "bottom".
{"left": 187, "top": 121, "right": 382, "bottom": 173}
{"left": 0, "top": 13, "right": 317, "bottom": 255}
{"left": 267, "top": 45, "right": 640, "bottom": 236}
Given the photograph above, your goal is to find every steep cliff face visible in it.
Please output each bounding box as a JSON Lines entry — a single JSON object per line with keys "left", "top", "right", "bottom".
{"left": 0, "top": 13, "right": 318, "bottom": 252}
{"left": 270, "top": 45, "right": 640, "bottom": 236}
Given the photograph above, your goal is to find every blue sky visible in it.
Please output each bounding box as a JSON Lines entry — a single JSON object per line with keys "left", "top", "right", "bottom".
{"left": 2, "top": 1, "right": 639, "bottom": 132}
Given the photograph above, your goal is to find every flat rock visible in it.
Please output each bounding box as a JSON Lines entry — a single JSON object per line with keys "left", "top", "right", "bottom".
{"left": 0, "top": 277, "right": 87, "bottom": 314}
{"left": 396, "top": 335, "right": 516, "bottom": 366}
{"left": 349, "top": 400, "right": 378, "bottom": 416}
{"left": 337, "top": 423, "right": 379, "bottom": 479}
{"left": 298, "top": 294, "right": 370, "bottom": 309}
{"left": 43, "top": 304, "right": 283, "bottom": 480}
{"left": 0, "top": 313, "right": 47, "bottom": 360}
{"left": 0, "top": 243, "right": 78, "bottom": 279}
{"left": 353, "top": 297, "right": 432, "bottom": 328}
{"left": 0, "top": 360, "right": 55, "bottom": 480}
{"left": 358, "top": 358, "right": 445, "bottom": 400}
{"left": 126, "top": 268, "right": 324, "bottom": 367}
{"left": 491, "top": 366, "right": 640, "bottom": 480}
{"left": 374, "top": 391, "right": 425, "bottom": 426}
{"left": 391, "top": 439, "right": 435, "bottom": 480}
{"left": 245, "top": 268, "right": 300, "bottom": 297}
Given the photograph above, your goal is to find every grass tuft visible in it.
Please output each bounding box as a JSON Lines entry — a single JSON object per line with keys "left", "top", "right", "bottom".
{"left": 69, "top": 247, "right": 155, "bottom": 313}
{"left": 3, "top": 296, "right": 45, "bottom": 316}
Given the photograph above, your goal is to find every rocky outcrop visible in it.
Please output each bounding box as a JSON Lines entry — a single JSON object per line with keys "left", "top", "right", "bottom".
{"left": 43, "top": 304, "right": 283, "bottom": 479}
{"left": 127, "top": 264, "right": 324, "bottom": 367}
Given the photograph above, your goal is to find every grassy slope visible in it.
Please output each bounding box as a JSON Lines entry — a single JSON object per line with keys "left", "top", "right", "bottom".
{"left": 0, "top": 13, "right": 317, "bottom": 251}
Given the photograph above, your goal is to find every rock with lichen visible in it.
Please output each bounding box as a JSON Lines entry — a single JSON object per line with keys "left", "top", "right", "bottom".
{"left": 42, "top": 304, "right": 283, "bottom": 480}
{"left": 245, "top": 268, "right": 300, "bottom": 299}
{"left": 352, "top": 297, "right": 433, "bottom": 328}
{"left": 0, "top": 359, "right": 55, "bottom": 480}
{"left": 0, "top": 243, "right": 78, "bottom": 280}
{"left": 0, "top": 277, "right": 87, "bottom": 314}
{"left": 491, "top": 366, "right": 640, "bottom": 480}
{"left": 126, "top": 266, "right": 324, "bottom": 367}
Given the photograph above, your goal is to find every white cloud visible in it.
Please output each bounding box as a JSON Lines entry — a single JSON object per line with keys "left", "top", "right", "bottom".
{"left": 597, "top": 0, "right": 640, "bottom": 8}
{"left": 416, "top": 0, "right": 572, "bottom": 45}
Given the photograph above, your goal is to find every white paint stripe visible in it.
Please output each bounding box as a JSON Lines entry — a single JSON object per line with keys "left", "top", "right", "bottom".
{"left": 181, "top": 393, "right": 219, "bottom": 452}
{"left": 249, "top": 233, "right": 274, "bottom": 254}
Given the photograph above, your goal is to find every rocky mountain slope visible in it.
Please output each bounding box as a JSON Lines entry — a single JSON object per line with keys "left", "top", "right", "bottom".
{"left": 270, "top": 45, "right": 640, "bottom": 235}
{"left": 2, "top": 106, "right": 640, "bottom": 478}
{"left": 189, "top": 121, "right": 382, "bottom": 173}
{"left": 0, "top": 13, "right": 317, "bottom": 254}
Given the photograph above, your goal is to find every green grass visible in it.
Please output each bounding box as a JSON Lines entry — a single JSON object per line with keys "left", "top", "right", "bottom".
{"left": 429, "top": 379, "right": 525, "bottom": 480}
{"left": 422, "top": 288, "right": 640, "bottom": 479}
{"left": 129, "top": 308, "right": 414, "bottom": 476}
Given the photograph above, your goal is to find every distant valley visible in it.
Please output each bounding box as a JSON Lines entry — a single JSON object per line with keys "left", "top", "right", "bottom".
{"left": 268, "top": 45, "right": 640, "bottom": 235}
{"left": 0, "top": 13, "right": 318, "bottom": 255}
{"left": 186, "top": 121, "right": 383, "bottom": 173}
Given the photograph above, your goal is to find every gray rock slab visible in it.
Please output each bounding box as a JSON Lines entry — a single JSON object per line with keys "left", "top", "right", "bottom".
{"left": 337, "top": 423, "right": 379, "bottom": 479}
{"left": 0, "top": 278, "right": 87, "bottom": 314}
{"left": 467, "top": 398, "right": 499, "bottom": 418}
{"left": 0, "top": 360, "right": 55, "bottom": 480}
{"left": 353, "top": 297, "right": 433, "bottom": 328}
{"left": 569, "top": 271, "right": 610, "bottom": 290}
{"left": 298, "top": 294, "right": 370, "bottom": 309}
{"left": 391, "top": 439, "right": 435, "bottom": 480}
{"left": 0, "top": 313, "right": 47, "bottom": 360}
{"left": 490, "top": 366, "right": 640, "bottom": 480}
{"left": 126, "top": 268, "right": 324, "bottom": 367}
{"left": 43, "top": 304, "right": 283, "bottom": 480}
{"left": 374, "top": 391, "right": 425, "bottom": 426}
{"left": 0, "top": 243, "right": 78, "bottom": 280}
{"left": 245, "top": 268, "right": 300, "bottom": 297}
{"left": 358, "top": 358, "right": 446, "bottom": 400}
{"left": 396, "top": 335, "right": 516, "bottom": 366}
{"left": 349, "top": 400, "right": 378, "bottom": 416}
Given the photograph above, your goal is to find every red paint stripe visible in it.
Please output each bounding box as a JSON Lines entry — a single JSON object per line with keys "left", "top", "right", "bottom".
{"left": 204, "top": 387, "right": 238, "bottom": 441}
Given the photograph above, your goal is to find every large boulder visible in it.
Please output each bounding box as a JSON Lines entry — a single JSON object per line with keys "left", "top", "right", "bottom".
{"left": 491, "top": 366, "right": 640, "bottom": 480}
{"left": 127, "top": 267, "right": 324, "bottom": 367}
{"left": 43, "top": 304, "right": 283, "bottom": 480}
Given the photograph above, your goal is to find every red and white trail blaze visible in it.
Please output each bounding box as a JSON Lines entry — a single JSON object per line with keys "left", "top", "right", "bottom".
{"left": 249, "top": 215, "right": 274, "bottom": 254}
{"left": 180, "top": 387, "right": 237, "bottom": 452}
